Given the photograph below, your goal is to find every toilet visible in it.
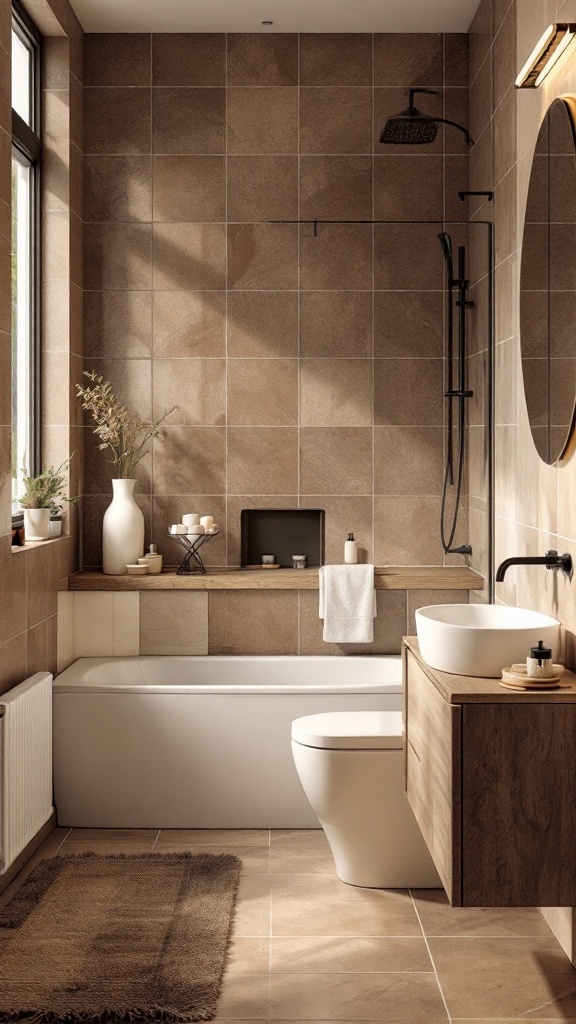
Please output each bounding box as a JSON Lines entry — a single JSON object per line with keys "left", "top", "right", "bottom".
{"left": 291, "top": 710, "right": 441, "bottom": 889}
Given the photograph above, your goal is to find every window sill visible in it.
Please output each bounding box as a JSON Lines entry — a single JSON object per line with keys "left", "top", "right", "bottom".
{"left": 11, "top": 535, "right": 71, "bottom": 554}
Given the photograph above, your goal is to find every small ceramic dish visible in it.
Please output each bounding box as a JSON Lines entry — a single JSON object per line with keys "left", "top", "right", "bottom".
{"left": 125, "top": 563, "right": 149, "bottom": 575}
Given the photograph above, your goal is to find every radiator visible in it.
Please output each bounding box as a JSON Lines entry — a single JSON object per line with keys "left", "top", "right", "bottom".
{"left": 0, "top": 672, "right": 53, "bottom": 874}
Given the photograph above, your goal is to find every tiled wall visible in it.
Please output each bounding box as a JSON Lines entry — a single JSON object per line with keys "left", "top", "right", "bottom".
{"left": 0, "top": 0, "right": 83, "bottom": 696}
{"left": 81, "top": 31, "right": 471, "bottom": 570}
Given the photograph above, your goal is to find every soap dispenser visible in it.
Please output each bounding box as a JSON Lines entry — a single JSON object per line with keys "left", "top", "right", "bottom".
{"left": 138, "top": 543, "right": 163, "bottom": 575}
{"left": 344, "top": 533, "right": 358, "bottom": 564}
{"left": 526, "top": 639, "right": 554, "bottom": 678}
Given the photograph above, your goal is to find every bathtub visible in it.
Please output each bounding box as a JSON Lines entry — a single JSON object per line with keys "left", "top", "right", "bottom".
{"left": 53, "top": 655, "right": 402, "bottom": 829}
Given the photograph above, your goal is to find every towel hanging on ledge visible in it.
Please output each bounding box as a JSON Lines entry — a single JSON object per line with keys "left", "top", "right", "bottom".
{"left": 319, "top": 564, "right": 377, "bottom": 644}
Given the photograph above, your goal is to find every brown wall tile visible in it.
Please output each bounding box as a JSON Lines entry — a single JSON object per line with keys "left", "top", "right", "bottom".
{"left": 299, "top": 223, "right": 372, "bottom": 290}
{"left": 84, "top": 87, "right": 151, "bottom": 154}
{"left": 84, "top": 34, "right": 151, "bottom": 87}
{"left": 227, "top": 34, "right": 298, "bottom": 87}
{"left": 227, "top": 156, "right": 298, "bottom": 222}
{"left": 227, "top": 224, "right": 298, "bottom": 290}
{"left": 374, "top": 155, "right": 444, "bottom": 220}
{"left": 227, "top": 359, "right": 299, "bottom": 426}
{"left": 374, "top": 426, "right": 444, "bottom": 494}
{"left": 152, "top": 223, "right": 226, "bottom": 290}
{"left": 299, "top": 34, "right": 372, "bottom": 86}
{"left": 300, "top": 428, "right": 372, "bottom": 495}
{"left": 152, "top": 156, "right": 225, "bottom": 222}
{"left": 300, "top": 156, "right": 372, "bottom": 220}
{"left": 301, "top": 495, "right": 374, "bottom": 564}
{"left": 299, "top": 589, "right": 407, "bottom": 655}
{"left": 152, "top": 358, "right": 226, "bottom": 425}
{"left": 227, "top": 87, "right": 298, "bottom": 155}
{"left": 152, "top": 88, "right": 225, "bottom": 154}
{"left": 374, "top": 34, "right": 443, "bottom": 87}
{"left": 152, "top": 291, "right": 226, "bottom": 357}
{"left": 374, "top": 360, "right": 443, "bottom": 424}
{"left": 300, "top": 87, "right": 372, "bottom": 154}
{"left": 208, "top": 591, "right": 298, "bottom": 654}
{"left": 374, "top": 224, "right": 443, "bottom": 289}
{"left": 152, "top": 35, "right": 226, "bottom": 87}
{"left": 84, "top": 223, "right": 152, "bottom": 290}
{"left": 300, "top": 359, "right": 373, "bottom": 427}
{"left": 227, "top": 427, "right": 299, "bottom": 494}
{"left": 227, "top": 292, "right": 298, "bottom": 358}
{"left": 84, "top": 291, "right": 152, "bottom": 359}
{"left": 300, "top": 291, "right": 372, "bottom": 359}
{"left": 84, "top": 156, "right": 152, "bottom": 222}
{"left": 374, "top": 292, "right": 443, "bottom": 358}
{"left": 374, "top": 495, "right": 444, "bottom": 564}
{"left": 152, "top": 427, "right": 226, "bottom": 495}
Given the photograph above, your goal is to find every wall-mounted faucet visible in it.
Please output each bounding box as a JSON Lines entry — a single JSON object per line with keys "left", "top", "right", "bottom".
{"left": 495, "top": 549, "right": 573, "bottom": 582}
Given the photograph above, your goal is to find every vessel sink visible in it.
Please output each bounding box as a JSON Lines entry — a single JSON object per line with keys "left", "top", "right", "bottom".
{"left": 415, "top": 604, "right": 560, "bottom": 678}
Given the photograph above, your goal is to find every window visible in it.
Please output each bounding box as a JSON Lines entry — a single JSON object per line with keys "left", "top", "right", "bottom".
{"left": 11, "top": 2, "right": 41, "bottom": 515}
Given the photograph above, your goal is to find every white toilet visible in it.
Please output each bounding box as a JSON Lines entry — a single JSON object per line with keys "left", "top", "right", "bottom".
{"left": 291, "top": 710, "right": 441, "bottom": 889}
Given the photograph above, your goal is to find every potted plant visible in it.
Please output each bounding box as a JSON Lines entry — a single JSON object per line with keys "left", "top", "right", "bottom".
{"left": 77, "top": 371, "right": 175, "bottom": 574}
{"left": 19, "top": 458, "right": 76, "bottom": 541}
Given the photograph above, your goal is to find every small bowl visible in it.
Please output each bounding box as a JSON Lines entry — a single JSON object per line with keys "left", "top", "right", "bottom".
{"left": 125, "top": 563, "right": 149, "bottom": 575}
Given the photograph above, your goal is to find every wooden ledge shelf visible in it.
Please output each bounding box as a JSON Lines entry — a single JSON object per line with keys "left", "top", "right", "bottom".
{"left": 69, "top": 566, "right": 484, "bottom": 592}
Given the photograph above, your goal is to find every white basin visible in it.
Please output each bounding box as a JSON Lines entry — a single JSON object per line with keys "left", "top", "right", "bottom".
{"left": 415, "top": 604, "right": 560, "bottom": 678}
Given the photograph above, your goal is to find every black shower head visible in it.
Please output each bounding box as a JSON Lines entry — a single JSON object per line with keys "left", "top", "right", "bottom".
{"left": 379, "top": 88, "right": 473, "bottom": 146}
{"left": 438, "top": 232, "right": 452, "bottom": 262}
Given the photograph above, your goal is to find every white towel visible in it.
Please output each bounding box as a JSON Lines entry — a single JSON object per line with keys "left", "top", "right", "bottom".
{"left": 319, "top": 564, "right": 377, "bottom": 643}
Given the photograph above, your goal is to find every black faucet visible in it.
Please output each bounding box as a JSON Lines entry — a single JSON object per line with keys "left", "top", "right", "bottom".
{"left": 496, "top": 549, "right": 573, "bottom": 582}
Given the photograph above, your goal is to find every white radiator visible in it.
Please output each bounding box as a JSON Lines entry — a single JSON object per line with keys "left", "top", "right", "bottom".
{"left": 0, "top": 672, "right": 53, "bottom": 874}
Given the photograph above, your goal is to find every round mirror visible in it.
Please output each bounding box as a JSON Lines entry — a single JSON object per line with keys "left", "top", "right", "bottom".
{"left": 520, "top": 96, "right": 576, "bottom": 464}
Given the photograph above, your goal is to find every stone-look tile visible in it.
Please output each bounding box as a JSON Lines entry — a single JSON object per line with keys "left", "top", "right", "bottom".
{"left": 42, "top": 349, "right": 69, "bottom": 426}
{"left": 374, "top": 361, "right": 443, "bottom": 425}
{"left": 299, "top": 224, "right": 372, "bottom": 291}
{"left": 84, "top": 88, "right": 151, "bottom": 155}
{"left": 152, "top": 223, "right": 226, "bottom": 290}
{"left": 163, "top": 828, "right": 270, "bottom": 847}
{"left": 232, "top": 874, "right": 273, "bottom": 937}
{"left": 86, "top": 357, "right": 152, "bottom": 420}
{"left": 270, "top": 935, "right": 433, "bottom": 973}
{"left": 493, "top": 81, "right": 516, "bottom": 186}
{"left": 152, "top": 156, "right": 225, "bottom": 222}
{"left": 268, "top": 829, "right": 333, "bottom": 875}
{"left": 300, "top": 496, "right": 373, "bottom": 564}
{"left": 0, "top": 634, "right": 28, "bottom": 697}
{"left": 227, "top": 359, "right": 299, "bottom": 426}
{"left": 208, "top": 592, "right": 298, "bottom": 655}
{"left": 429, "top": 936, "right": 576, "bottom": 1019}
{"left": 84, "top": 292, "right": 152, "bottom": 359}
{"left": 84, "top": 34, "right": 151, "bottom": 86}
{"left": 140, "top": 591, "right": 208, "bottom": 655}
{"left": 374, "top": 225, "right": 443, "bottom": 290}
{"left": 374, "top": 292, "right": 443, "bottom": 359}
{"left": 0, "top": 542, "right": 27, "bottom": 645}
{"left": 227, "top": 34, "right": 298, "bottom": 87}
{"left": 445, "top": 33, "right": 469, "bottom": 87}
{"left": 300, "top": 156, "right": 372, "bottom": 220}
{"left": 27, "top": 544, "right": 59, "bottom": 626}
{"left": 469, "top": 47, "right": 492, "bottom": 145}
{"left": 374, "top": 427, "right": 444, "bottom": 495}
{"left": 62, "top": 828, "right": 158, "bottom": 855}
{"left": 217, "top": 975, "right": 270, "bottom": 1019}
{"left": 494, "top": 168, "right": 517, "bottom": 267}
{"left": 270, "top": 875, "right": 421, "bottom": 937}
{"left": 300, "top": 359, "right": 372, "bottom": 427}
{"left": 152, "top": 358, "right": 226, "bottom": 425}
{"left": 406, "top": 591, "right": 467, "bottom": 633}
{"left": 152, "top": 496, "right": 226, "bottom": 567}
{"left": 84, "top": 223, "right": 152, "bottom": 290}
{"left": 300, "top": 87, "right": 372, "bottom": 155}
{"left": 152, "top": 88, "right": 225, "bottom": 154}
{"left": 265, "top": 973, "right": 447, "bottom": 1020}
{"left": 153, "top": 291, "right": 226, "bottom": 359}
{"left": 300, "top": 34, "right": 372, "bottom": 86}
{"left": 469, "top": 124, "right": 493, "bottom": 211}
{"left": 152, "top": 34, "right": 226, "bottom": 87}
{"left": 374, "top": 33, "right": 443, "bottom": 87}
{"left": 225, "top": 495, "right": 298, "bottom": 566}
{"left": 227, "top": 293, "right": 298, "bottom": 358}
{"left": 73, "top": 593, "right": 114, "bottom": 656}
{"left": 375, "top": 88, "right": 444, "bottom": 155}
{"left": 227, "top": 157, "right": 298, "bottom": 222}
{"left": 226, "top": 937, "right": 271, "bottom": 975}
{"left": 300, "top": 428, "right": 372, "bottom": 496}
{"left": 227, "top": 88, "right": 298, "bottom": 155}
{"left": 300, "top": 292, "right": 372, "bottom": 359}
{"left": 444, "top": 88, "right": 469, "bottom": 156}
{"left": 299, "top": 589, "right": 407, "bottom": 656}
{"left": 228, "top": 224, "right": 298, "bottom": 290}
{"left": 469, "top": 0, "right": 493, "bottom": 84}
{"left": 156, "top": 841, "right": 269, "bottom": 874}
{"left": 374, "top": 156, "right": 444, "bottom": 221}
{"left": 374, "top": 496, "right": 444, "bottom": 565}
{"left": 493, "top": 5, "right": 516, "bottom": 110}
{"left": 152, "top": 427, "right": 226, "bottom": 495}
{"left": 227, "top": 428, "right": 299, "bottom": 495}
{"left": 84, "top": 155, "right": 152, "bottom": 222}
{"left": 413, "top": 888, "right": 552, "bottom": 937}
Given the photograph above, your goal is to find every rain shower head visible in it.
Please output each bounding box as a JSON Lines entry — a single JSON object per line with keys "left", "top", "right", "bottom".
{"left": 379, "top": 88, "right": 473, "bottom": 146}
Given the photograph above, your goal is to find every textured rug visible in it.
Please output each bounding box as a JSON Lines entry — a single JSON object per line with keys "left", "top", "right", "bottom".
{"left": 0, "top": 851, "right": 241, "bottom": 1024}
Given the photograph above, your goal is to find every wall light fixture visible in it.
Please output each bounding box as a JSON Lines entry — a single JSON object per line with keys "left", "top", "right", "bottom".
{"left": 516, "top": 24, "right": 576, "bottom": 88}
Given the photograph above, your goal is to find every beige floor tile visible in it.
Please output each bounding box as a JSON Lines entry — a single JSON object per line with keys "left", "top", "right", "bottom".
{"left": 270, "top": 876, "right": 421, "bottom": 937}
{"left": 159, "top": 829, "right": 270, "bottom": 847}
{"left": 153, "top": 840, "right": 269, "bottom": 873}
{"left": 270, "top": 936, "right": 433, "bottom": 974}
{"left": 429, "top": 936, "right": 576, "bottom": 1019}
{"left": 413, "top": 888, "right": 551, "bottom": 937}
{"left": 233, "top": 876, "right": 272, "bottom": 937}
{"left": 267, "top": 973, "right": 448, "bottom": 1019}
{"left": 226, "top": 937, "right": 270, "bottom": 975}
{"left": 62, "top": 839, "right": 159, "bottom": 854}
{"left": 66, "top": 828, "right": 158, "bottom": 841}
{"left": 269, "top": 838, "right": 336, "bottom": 876}
{"left": 270, "top": 830, "right": 326, "bottom": 844}
{"left": 217, "top": 974, "right": 270, "bottom": 1018}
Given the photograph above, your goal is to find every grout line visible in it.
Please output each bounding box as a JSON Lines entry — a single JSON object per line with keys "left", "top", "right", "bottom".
{"left": 149, "top": 32, "right": 155, "bottom": 548}
{"left": 410, "top": 890, "right": 452, "bottom": 1023}
{"left": 54, "top": 827, "right": 73, "bottom": 851}
{"left": 225, "top": 32, "right": 229, "bottom": 566}
{"left": 150, "top": 828, "right": 161, "bottom": 852}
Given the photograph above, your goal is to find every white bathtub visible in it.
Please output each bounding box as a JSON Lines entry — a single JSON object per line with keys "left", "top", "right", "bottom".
{"left": 53, "top": 655, "right": 402, "bottom": 828}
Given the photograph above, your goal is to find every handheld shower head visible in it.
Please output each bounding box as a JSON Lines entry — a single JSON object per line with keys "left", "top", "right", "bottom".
{"left": 438, "top": 231, "right": 454, "bottom": 284}
{"left": 379, "top": 88, "right": 473, "bottom": 147}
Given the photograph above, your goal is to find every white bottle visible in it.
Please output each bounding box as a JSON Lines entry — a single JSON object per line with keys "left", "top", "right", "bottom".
{"left": 344, "top": 533, "right": 358, "bottom": 564}
{"left": 138, "top": 543, "right": 163, "bottom": 574}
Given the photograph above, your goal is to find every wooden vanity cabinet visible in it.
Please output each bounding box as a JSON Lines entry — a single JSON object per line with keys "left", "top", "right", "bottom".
{"left": 403, "top": 638, "right": 576, "bottom": 907}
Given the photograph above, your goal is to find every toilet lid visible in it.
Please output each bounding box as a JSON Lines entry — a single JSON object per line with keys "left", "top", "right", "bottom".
{"left": 291, "top": 711, "right": 403, "bottom": 750}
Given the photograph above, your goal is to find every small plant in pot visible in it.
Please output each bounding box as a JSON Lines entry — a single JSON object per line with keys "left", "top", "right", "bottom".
{"left": 19, "top": 458, "right": 76, "bottom": 541}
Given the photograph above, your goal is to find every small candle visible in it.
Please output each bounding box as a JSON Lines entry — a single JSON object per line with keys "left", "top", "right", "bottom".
{"left": 182, "top": 513, "right": 200, "bottom": 528}
{"left": 200, "top": 515, "right": 214, "bottom": 529}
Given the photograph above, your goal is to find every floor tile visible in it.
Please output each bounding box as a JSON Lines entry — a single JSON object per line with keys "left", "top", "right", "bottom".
{"left": 429, "top": 936, "right": 576, "bottom": 1019}
{"left": 217, "top": 974, "right": 270, "bottom": 1018}
{"left": 160, "top": 829, "right": 270, "bottom": 847}
{"left": 61, "top": 839, "right": 159, "bottom": 854}
{"left": 232, "top": 876, "right": 272, "bottom": 937}
{"left": 153, "top": 840, "right": 269, "bottom": 873}
{"left": 270, "top": 936, "right": 433, "bottom": 973}
{"left": 269, "top": 834, "right": 335, "bottom": 875}
{"left": 413, "top": 888, "right": 551, "bottom": 937}
{"left": 270, "top": 876, "right": 421, "bottom": 936}
{"left": 226, "top": 937, "right": 270, "bottom": 975}
{"left": 66, "top": 828, "right": 158, "bottom": 841}
{"left": 267, "top": 973, "right": 448, "bottom": 1019}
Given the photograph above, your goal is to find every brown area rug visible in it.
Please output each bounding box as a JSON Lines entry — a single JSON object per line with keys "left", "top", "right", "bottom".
{"left": 0, "top": 851, "right": 241, "bottom": 1024}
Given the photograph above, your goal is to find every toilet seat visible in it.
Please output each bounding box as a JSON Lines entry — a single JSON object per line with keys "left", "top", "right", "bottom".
{"left": 291, "top": 711, "right": 403, "bottom": 750}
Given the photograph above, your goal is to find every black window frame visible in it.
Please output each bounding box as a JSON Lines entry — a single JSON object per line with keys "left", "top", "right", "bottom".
{"left": 11, "top": 0, "right": 42, "bottom": 524}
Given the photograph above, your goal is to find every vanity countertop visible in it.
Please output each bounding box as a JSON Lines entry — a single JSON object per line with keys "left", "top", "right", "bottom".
{"left": 403, "top": 637, "right": 576, "bottom": 702}
{"left": 69, "top": 565, "right": 484, "bottom": 592}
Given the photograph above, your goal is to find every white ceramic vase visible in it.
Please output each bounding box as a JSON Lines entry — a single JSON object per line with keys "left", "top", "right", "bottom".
{"left": 24, "top": 508, "right": 51, "bottom": 541}
{"left": 102, "top": 478, "right": 145, "bottom": 575}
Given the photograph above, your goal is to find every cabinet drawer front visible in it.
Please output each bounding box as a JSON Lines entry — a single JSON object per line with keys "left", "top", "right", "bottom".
{"left": 405, "top": 650, "right": 461, "bottom": 902}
